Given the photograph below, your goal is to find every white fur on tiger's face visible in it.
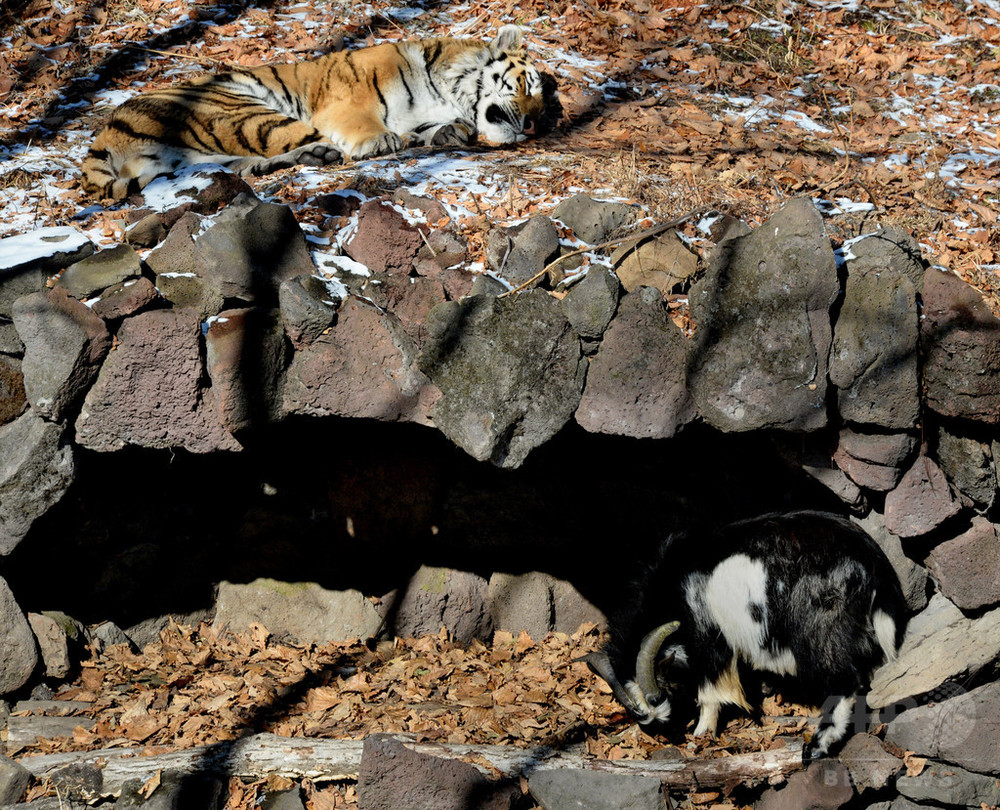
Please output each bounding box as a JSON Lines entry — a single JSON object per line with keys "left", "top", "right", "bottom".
{"left": 81, "top": 25, "right": 547, "bottom": 200}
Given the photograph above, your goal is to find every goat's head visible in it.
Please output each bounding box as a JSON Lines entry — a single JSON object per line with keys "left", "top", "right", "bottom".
{"left": 583, "top": 621, "right": 680, "bottom": 725}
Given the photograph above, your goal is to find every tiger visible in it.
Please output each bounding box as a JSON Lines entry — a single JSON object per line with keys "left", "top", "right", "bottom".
{"left": 81, "top": 25, "right": 546, "bottom": 200}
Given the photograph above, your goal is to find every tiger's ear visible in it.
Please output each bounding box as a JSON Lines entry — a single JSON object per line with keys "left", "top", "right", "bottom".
{"left": 492, "top": 25, "right": 523, "bottom": 52}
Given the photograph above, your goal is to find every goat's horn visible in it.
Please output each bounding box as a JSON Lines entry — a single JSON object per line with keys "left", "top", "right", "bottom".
{"left": 635, "top": 621, "right": 680, "bottom": 702}
{"left": 578, "top": 651, "right": 641, "bottom": 715}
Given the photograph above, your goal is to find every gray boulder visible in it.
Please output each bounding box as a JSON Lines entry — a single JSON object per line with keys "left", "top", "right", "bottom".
{"left": 418, "top": 291, "right": 586, "bottom": 469}
{"left": 56, "top": 244, "right": 142, "bottom": 300}
{"left": 851, "top": 512, "right": 928, "bottom": 612}
{"left": 394, "top": 566, "right": 492, "bottom": 644}
{"left": 887, "top": 681, "right": 1000, "bottom": 776}
{"left": 0, "top": 577, "right": 37, "bottom": 696}
{"left": 576, "top": 288, "right": 696, "bottom": 439}
{"left": 205, "top": 308, "right": 287, "bottom": 433}
{"left": 26, "top": 613, "right": 71, "bottom": 679}
{"left": 0, "top": 755, "right": 31, "bottom": 804}
{"left": 493, "top": 215, "right": 560, "bottom": 289}
{"left": 837, "top": 733, "right": 902, "bottom": 793}
{"left": 772, "top": 433, "right": 865, "bottom": 510}
{"left": 0, "top": 227, "right": 94, "bottom": 318}
{"left": 688, "top": 197, "right": 838, "bottom": 432}
{"left": 560, "top": 265, "right": 620, "bottom": 341}
{"left": 884, "top": 454, "right": 962, "bottom": 538}
{"left": 12, "top": 287, "right": 112, "bottom": 421}
{"left": 529, "top": 769, "right": 667, "bottom": 810}
{"left": 840, "top": 227, "right": 925, "bottom": 291}
{"left": 754, "top": 759, "right": 854, "bottom": 809}
{"left": 76, "top": 309, "right": 241, "bottom": 453}
{"left": 0, "top": 320, "right": 22, "bottom": 353}
{"left": 925, "top": 518, "right": 1000, "bottom": 611}
{"left": 834, "top": 429, "right": 917, "bottom": 492}
{"left": 936, "top": 427, "right": 996, "bottom": 511}
{"left": 278, "top": 275, "right": 337, "bottom": 348}
{"left": 869, "top": 593, "right": 1000, "bottom": 708}
{"left": 921, "top": 267, "right": 1000, "bottom": 424}
{"left": 114, "top": 769, "right": 223, "bottom": 809}
{"left": 357, "top": 734, "right": 519, "bottom": 810}
{"left": 488, "top": 572, "right": 552, "bottom": 641}
{"left": 0, "top": 412, "right": 75, "bottom": 555}
{"left": 896, "top": 759, "right": 1000, "bottom": 807}
{"left": 214, "top": 579, "right": 384, "bottom": 645}
{"left": 612, "top": 228, "right": 700, "bottom": 296}
{"left": 283, "top": 297, "right": 436, "bottom": 424}
{"left": 551, "top": 194, "right": 638, "bottom": 244}
{"left": 829, "top": 256, "right": 919, "bottom": 429}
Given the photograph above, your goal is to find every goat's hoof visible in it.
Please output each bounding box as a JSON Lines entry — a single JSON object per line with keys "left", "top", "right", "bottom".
{"left": 802, "top": 741, "right": 825, "bottom": 763}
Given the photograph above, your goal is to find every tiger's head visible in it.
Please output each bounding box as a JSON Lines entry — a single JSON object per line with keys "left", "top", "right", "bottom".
{"left": 476, "top": 26, "right": 546, "bottom": 145}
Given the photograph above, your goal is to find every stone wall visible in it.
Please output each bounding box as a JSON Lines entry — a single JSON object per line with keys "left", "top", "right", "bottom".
{"left": 1, "top": 186, "right": 1000, "bottom": 809}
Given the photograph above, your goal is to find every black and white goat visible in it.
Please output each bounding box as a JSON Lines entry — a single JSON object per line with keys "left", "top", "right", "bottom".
{"left": 585, "top": 511, "right": 906, "bottom": 758}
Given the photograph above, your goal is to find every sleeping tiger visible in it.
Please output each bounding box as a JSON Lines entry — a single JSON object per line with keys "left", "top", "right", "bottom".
{"left": 81, "top": 25, "right": 545, "bottom": 199}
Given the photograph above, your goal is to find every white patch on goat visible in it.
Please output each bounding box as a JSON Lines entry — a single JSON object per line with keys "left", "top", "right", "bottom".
{"left": 873, "top": 608, "right": 898, "bottom": 661}
{"left": 700, "top": 555, "right": 798, "bottom": 676}
{"left": 694, "top": 656, "right": 750, "bottom": 736}
{"left": 813, "top": 694, "right": 855, "bottom": 754}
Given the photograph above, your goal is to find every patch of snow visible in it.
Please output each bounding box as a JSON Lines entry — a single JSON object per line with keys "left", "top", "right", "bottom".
{"left": 0, "top": 226, "right": 91, "bottom": 270}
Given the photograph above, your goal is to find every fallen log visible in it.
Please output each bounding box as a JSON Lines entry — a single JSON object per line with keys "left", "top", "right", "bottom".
{"left": 18, "top": 733, "right": 805, "bottom": 798}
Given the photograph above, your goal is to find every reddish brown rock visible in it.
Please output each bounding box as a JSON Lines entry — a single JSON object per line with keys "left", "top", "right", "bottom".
{"left": 884, "top": 454, "right": 962, "bottom": 538}
{"left": 922, "top": 267, "right": 1000, "bottom": 424}
{"left": 283, "top": 298, "right": 437, "bottom": 424}
{"left": 345, "top": 200, "right": 423, "bottom": 275}
{"left": 76, "top": 309, "right": 241, "bottom": 453}
{"left": 91, "top": 277, "right": 159, "bottom": 321}
{"left": 368, "top": 274, "right": 447, "bottom": 346}
{"left": 925, "top": 518, "right": 1000, "bottom": 610}
{"left": 0, "top": 355, "right": 26, "bottom": 426}
{"left": 833, "top": 429, "right": 917, "bottom": 491}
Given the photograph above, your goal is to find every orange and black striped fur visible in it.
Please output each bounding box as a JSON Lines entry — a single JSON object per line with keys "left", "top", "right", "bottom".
{"left": 82, "top": 25, "right": 545, "bottom": 199}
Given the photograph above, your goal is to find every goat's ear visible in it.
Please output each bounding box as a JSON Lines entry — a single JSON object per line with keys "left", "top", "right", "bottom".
{"left": 493, "top": 25, "right": 523, "bottom": 52}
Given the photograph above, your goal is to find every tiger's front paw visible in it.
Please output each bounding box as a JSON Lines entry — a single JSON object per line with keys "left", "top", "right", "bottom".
{"left": 427, "top": 120, "right": 475, "bottom": 147}
{"left": 351, "top": 132, "right": 404, "bottom": 160}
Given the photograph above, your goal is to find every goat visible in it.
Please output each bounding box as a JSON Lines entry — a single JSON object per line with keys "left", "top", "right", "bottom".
{"left": 584, "top": 510, "right": 906, "bottom": 759}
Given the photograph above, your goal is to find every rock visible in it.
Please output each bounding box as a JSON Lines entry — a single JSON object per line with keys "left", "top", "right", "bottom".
{"left": 851, "top": 513, "right": 928, "bottom": 612}
{"left": 612, "top": 228, "right": 700, "bottom": 296}
{"left": 148, "top": 195, "right": 316, "bottom": 312}
{"left": 11, "top": 287, "right": 112, "bottom": 421}
{"left": 488, "top": 573, "right": 553, "bottom": 640}
{"left": 529, "top": 769, "right": 667, "bottom": 810}
{"left": 0, "top": 355, "right": 26, "bottom": 426}
{"left": 416, "top": 228, "right": 467, "bottom": 271}
{"left": 283, "top": 298, "right": 437, "bottom": 424}
{"left": 214, "top": 579, "right": 383, "bottom": 645}
{"left": 550, "top": 579, "right": 605, "bottom": 634}
{"left": 205, "top": 308, "right": 287, "bottom": 433}
{"left": 834, "top": 429, "right": 917, "bottom": 492}
{"left": 688, "top": 197, "right": 839, "bottom": 432}
{"left": 278, "top": 275, "right": 337, "bottom": 347}
{"left": 841, "top": 227, "right": 925, "bottom": 292}
{"left": 0, "top": 755, "right": 30, "bottom": 804}
{"left": 56, "top": 244, "right": 142, "bottom": 300}
{"left": 394, "top": 567, "right": 492, "bottom": 644}
{"left": 829, "top": 263, "right": 919, "bottom": 428}
{"left": 357, "top": 734, "right": 519, "bottom": 810}
{"left": 494, "top": 215, "right": 560, "bottom": 289}
{"left": 935, "top": 427, "right": 996, "bottom": 510}
{"left": 925, "top": 518, "right": 1000, "bottom": 611}
{"left": 896, "top": 759, "right": 1000, "bottom": 807}
{"left": 887, "top": 681, "right": 1000, "bottom": 775}
{"left": 89, "top": 621, "right": 135, "bottom": 653}
{"left": 0, "top": 321, "right": 22, "bottom": 354}
{"left": 470, "top": 273, "right": 508, "bottom": 297}
{"left": 837, "top": 733, "right": 902, "bottom": 793}
{"left": 868, "top": 594, "right": 1000, "bottom": 708}
{"left": 0, "top": 412, "right": 75, "bottom": 555}
{"left": 91, "top": 277, "right": 159, "bottom": 321}
{"left": 576, "top": 288, "right": 696, "bottom": 439}
{"left": 345, "top": 199, "right": 423, "bottom": 275}
{"left": 551, "top": 194, "right": 638, "bottom": 244}
{"left": 883, "top": 454, "right": 962, "bottom": 538}
{"left": 754, "top": 759, "right": 854, "bottom": 810}
{"left": 124, "top": 213, "right": 168, "bottom": 248}
{"left": 114, "top": 769, "right": 224, "bottom": 809}
{"left": 261, "top": 788, "right": 306, "bottom": 810}
{"left": 772, "top": 434, "right": 866, "bottom": 510}
{"left": 76, "top": 309, "right": 242, "bottom": 454}
{"left": 26, "top": 614, "right": 70, "bottom": 679}
{"left": 124, "top": 611, "right": 212, "bottom": 650}
{"left": 560, "top": 265, "right": 620, "bottom": 341}
{"left": 394, "top": 188, "right": 450, "bottom": 224}
{"left": 418, "top": 291, "right": 586, "bottom": 468}
{"left": 367, "top": 273, "right": 448, "bottom": 346}
{"left": 921, "top": 267, "right": 1000, "bottom": 424}
{"left": 0, "top": 227, "right": 94, "bottom": 318}
{"left": 889, "top": 798, "right": 943, "bottom": 810}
